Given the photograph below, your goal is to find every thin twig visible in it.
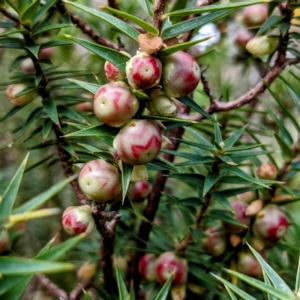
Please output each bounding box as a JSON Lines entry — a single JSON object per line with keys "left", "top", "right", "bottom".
{"left": 35, "top": 274, "right": 68, "bottom": 299}
{"left": 69, "top": 279, "right": 92, "bottom": 300}
{"left": 200, "top": 65, "right": 214, "bottom": 104}
{"left": 56, "top": 1, "right": 121, "bottom": 50}
{"left": 153, "top": 0, "right": 168, "bottom": 32}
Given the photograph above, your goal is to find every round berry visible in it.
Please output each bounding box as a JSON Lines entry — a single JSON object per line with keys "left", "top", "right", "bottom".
{"left": 146, "top": 94, "right": 177, "bottom": 117}
{"left": 113, "top": 119, "right": 162, "bottom": 165}
{"left": 203, "top": 226, "right": 227, "bottom": 257}
{"left": 62, "top": 205, "right": 94, "bottom": 235}
{"left": 257, "top": 162, "right": 277, "bottom": 180}
{"left": 243, "top": 4, "right": 268, "bottom": 27}
{"left": 78, "top": 159, "right": 122, "bottom": 202}
{"left": 94, "top": 82, "right": 139, "bottom": 127}
{"left": 129, "top": 181, "right": 151, "bottom": 202}
{"left": 5, "top": 84, "right": 36, "bottom": 106}
{"left": 139, "top": 253, "right": 157, "bottom": 281}
{"left": 236, "top": 250, "right": 265, "bottom": 277}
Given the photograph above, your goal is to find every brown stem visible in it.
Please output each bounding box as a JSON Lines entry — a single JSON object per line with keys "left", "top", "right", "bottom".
{"left": 92, "top": 204, "right": 120, "bottom": 294}
{"left": 153, "top": 0, "right": 168, "bottom": 32}
{"left": 69, "top": 279, "right": 92, "bottom": 300}
{"left": 108, "top": 0, "right": 119, "bottom": 10}
{"left": 200, "top": 65, "right": 214, "bottom": 104}
{"left": 56, "top": 2, "right": 121, "bottom": 50}
{"left": 0, "top": 7, "right": 20, "bottom": 25}
{"left": 35, "top": 274, "right": 68, "bottom": 299}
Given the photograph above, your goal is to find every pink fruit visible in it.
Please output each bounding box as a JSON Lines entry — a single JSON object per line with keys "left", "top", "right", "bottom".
{"left": 257, "top": 162, "right": 277, "bottom": 180}
{"left": 113, "top": 119, "right": 162, "bottom": 165}
{"left": 78, "top": 159, "right": 122, "bottom": 202}
{"left": 222, "top": 201, "right": 251, "bottom": 233}
{"left": 203, "top": 227, "right": 227, "bottom": 257}
{"left": 126, "top": 52, "right": 162, "bottom": 89}
{"left": 39, "top": 48, "right": 53, "bottom": 60}
{"left": 94, "top": 82, "right": 139, "bottom": 127}
{"left": 235, "top": 29, "right": 255, "bottom": 48}
{"left": 236, "top": 250, "right": 265, "bottom": 277}
{"left": 243, "top": 4, "right": 268, "bottom": 27}
{"left": 5, "top": 83, "right": 36, "bottom": 106}
{"left": 155, "top": 252, "right": 188, "bottom": 286}
{"left": 161, "top": 51, "right": 201, "bottom": 97}
{"left": 129, "top": 181, "right": 151, "bottom": 202}
{"left": 104, "top": 61, "right": 126, "bottom": 82}
{"left": 138, "top": 253, "right": 157, "bottom": 281}
{"left": 62, "top": 205, "right": 94, "bottom": 235}
{"left": 76, "top": 102, "right": 93, "bottom": 112}
{"left": 252, "top": 205, "right": 288, "bottom": 242}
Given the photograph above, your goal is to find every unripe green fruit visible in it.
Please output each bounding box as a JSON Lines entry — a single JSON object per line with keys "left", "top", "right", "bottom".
{"left": 126, "top": 52, "right": 162, "bottom": 89}
{"left": 62, "top": 205, "right": 94, "bottom": 235}
{"left": 246, "top": 36, "right": 279, "bottom": 56}
{"left": 236, "top": 250, "right": 264, "bottom": 277}
{"left": 146, "top": 94, "right": 177, "bottom": 117}
{"left": 77, "top": 261, "right": 97, "bottom": 280}
{"left": 78, "top": 159, "right": 122, "bottom": 202}
{"left": 161, "top": 51, "right": 201, "bottom": 97}
{"left": 5, "top": 84, "right": 36, "bottom": 106}
{"left": 94, "top": 82, "right": 139, "bottom": 127}
{"left": 113, "top": 119, "right": 162, "bottom": 165}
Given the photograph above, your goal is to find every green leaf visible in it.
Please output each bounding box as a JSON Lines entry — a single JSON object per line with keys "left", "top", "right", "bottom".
{"left": 65, "top": 36, "right": 130, "bottom": 73}
{"left": 214, "top": 123, "right": 222, "bottom": 145}
{"left": 224, "top": 125, "right": 247, "bottom": 150}
{"left": 57, "top": 105, "right": 88, "bottom": 124}
{"left": 0, "top": 153, "right": 29, "bottom": 221}
{"left": 226, "top": 269, "right": 292, "bottom": 300}
{"left": 162, "top": 9, "right": 235, "bottom": 39}
{"left": 13, "top": 175, "right": 77, "bottom": 214}
{"left": 164, "top": 0, "right": 265, "bottom": 17}
{"left": 25, "top": 44, "right": 40, "bottom": 58}
{"left": 203, "top": 173, "right": 219, "bottom": 196}
{"left": 137, "top": 0, "right": 153, "bottom": 17}
{"left": 43, "top": 98, "right": 60, "bottom": 126}
{"left": 83, "top": 290, "right": 94, "bottom": 300}
{"left": 0, "top": 28, "right": 27, "bottom": 37}
{"left": 176, "top": 138, "right": 215, "bottom": 152}
{"left": 43, "top": 118, "right": 53, "bottom": 141}
{"left": 159, "top": 36, "right": 212, "bottom": 57}
{"left": 25, "top": 154, "right": 54, "bottom": 173}
{"left": 64, "top": 1, "right": 140, "bottom": 41}
{"left": 257, "top": 15, "right": 283, "bottom": 36}
{"left": 248, "top": 244, "right": 295, "bottom": 298}
{"left": 274, "top": 132, "right": 294, "bottom": 160}
{"left": 0, "top": 257, "right": 74, "bottom": 275}
{"left": 179, "top": 96, "right": 216, "bottom": 123}
{"left": 207, "top": 209, "right": 248, "bottom": 228}
{"left": 32, "top": 0, "right": 57, "bottom": 24}
{"left": 33, "top": 24, "right": 72, "bottom": 36}
{"left": 67, "top": 78, "right": 100, "bottom": 94}
{"left": 280, "top": 75, "right": 300, "bottom": 115}
{"left": 0, "top": 37, "right": 24, "bottom": 49}
{"left": 258, "top": 98, "right": 293, "bottom": 146}
{"left": 0, "top": 106, "right": 24, "bottom": 122}
{"left": 185, "top": 127, "right": 216, "bottom": 150}
{"left": 20, "top": 0, "right": 40, "bottom": 23}
{"left": 154, "top": 273, "right": 174, "bottom": 300}
{"left": 14, "top": 107, "right": 43, "bottom": 140}
{"left": 210, "top": 191, "right": 233, "bottom": 212}
{"left": 9, "top": 55, "right": 28, "bottom": 72}
{"left": 263, "top": 271, "right": 280, "bottom": 300}
{"left": 115, "top": 264, "right": 128, "bottom": 300}
{"left": 101, "top": 6, "right": 158, "bottom": 35}
{"left": 63, "top": 124, "right": 118, "bottom": 138}
{"left": 295, "top": 253, "right": 300, "bottom": 294}
{"left": 212, "top": 273, "right": 257, "bottom": 300}
{"left": 121, "top": 162, "right": 133, "bottom": 203}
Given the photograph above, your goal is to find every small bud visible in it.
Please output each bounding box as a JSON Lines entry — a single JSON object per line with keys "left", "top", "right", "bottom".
{"left": 230, "top": 234, "right": 242, "bottom": 247}
{"left": 252, "top": 205, "right": 288, "bottom": 242}
{"left": 155, "top": 252, "right": 188, "bottom": 286}
{"left": 146, "top": 94, "right": 178, "bottom": 117}
{"left": 271, "top": 194, "right": 292, "bottom": 203}
{"left": 246, "top": 36, "right": 279, "bottom": 56}
{"left": 62, "top": 205, "right": 94, "bottom": 235}
{"left": 139, "top": 253, "right": 157, "bottom": 281}
{"left": 77, "top": 261, "right": 97, "bottom": 280}
{"left": 5, "top": 84, "right": 36, "bottom": 106}
{"left": 236, "top": 190, "right": 256, "bottom": 203}
{"left": 161, "top": 135, "right": 172, "bottom": 148}
{"left": 257, "top": 162, "right": 277, "bottom": 180}
{"left": 130, "top": 165, "right": 149, "bottom": 182}
{"left": 245, "top": 199, "right": 264, "bottom": 216}
{"left": 138, "top": 33, "right": 164, "bottom": 54}
{"left": 129, "top": 181, "right": 151, "bottom": 202}
{"left": 222, "top": 201, "right": 251, "bottom": 233}
{"left": 202, "top": 226, "right": 227, "bottom": 256}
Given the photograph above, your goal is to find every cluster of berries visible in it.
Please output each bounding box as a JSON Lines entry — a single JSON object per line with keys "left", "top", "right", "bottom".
{"left": 202, "top": 162, "right": 289, "bottom": 277}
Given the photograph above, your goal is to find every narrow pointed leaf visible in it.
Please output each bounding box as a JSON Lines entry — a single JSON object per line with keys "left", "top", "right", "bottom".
{"left": 211, "top": 191, "right": 233, "bottom": 212}
{"left": 115, "top": 265, "right": 128, "bottom": 300}
{"left": 33, "top": 24, "right": 72, "bottom": 36}
{"left": 179, "top": 97, "right": 216, "bottom": 122}
{"left": 122, "top": 162, "right": 133, "bottom": 203}
{"left": 25, "top": 44, "right": 40, "bottom": 58}
{"left": 65, "top": 36, "right": 130, "bottom": 73}
{"left": 162, "top": 9, "right": 235, "bottom": 39}
{"left": 154, "top": 273, "right": 174, "bottom": 300}
{"left": 224, "top": 125, "right": 247, "bottom": 150}
{"left": 43, "top": 119, "right": 53, "bottom": 141}
{"left": 68, "top": 78, "right": 100, "bottom": 94}
{"left": 137, "top": 0, "right": 153, "bottom": 17}
{"left": 21, "top": 0, "right": 39, "bottom": 23}
{"left": 57, "top": 105, "right": 88, "bottom": 124}
{"left": 248, "top": 244, "right": 295, "bottom": 298}
{"left": 43, "top": 98, "right": 60, "bottom": 126}
{"left": 32, "top": 0, "right": 57, "bottom": 24}
{"left": 214, "top": 123, "right": 222, "bottom": 144}
{"left": 274, "top": 132, "right": 294, "bottom": 159}
{"left": 295, "top": 254, "right": 300, "bottom": 293}
{"left": 101, "top": 6, "right": 158, "bottom": 35}
{"left": 0, "top": 153, "right": 29, "bottom": 220}
{"left": 0, "top": 106, "right": 24, "bottom": 122}
{"left": 64, "top": 1, "right": 139, "bottom": 41}
{"left": 203, "top": 173, "right": 219, "bottom": 196}
{"left": 25, "top": 154, "right": 54, "bottom": 173}
{"left": 13, "top": 175, "right": 77, "bottom": 214}
{"left": 257, "top": 15, "right": 283, "bottom": 36}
